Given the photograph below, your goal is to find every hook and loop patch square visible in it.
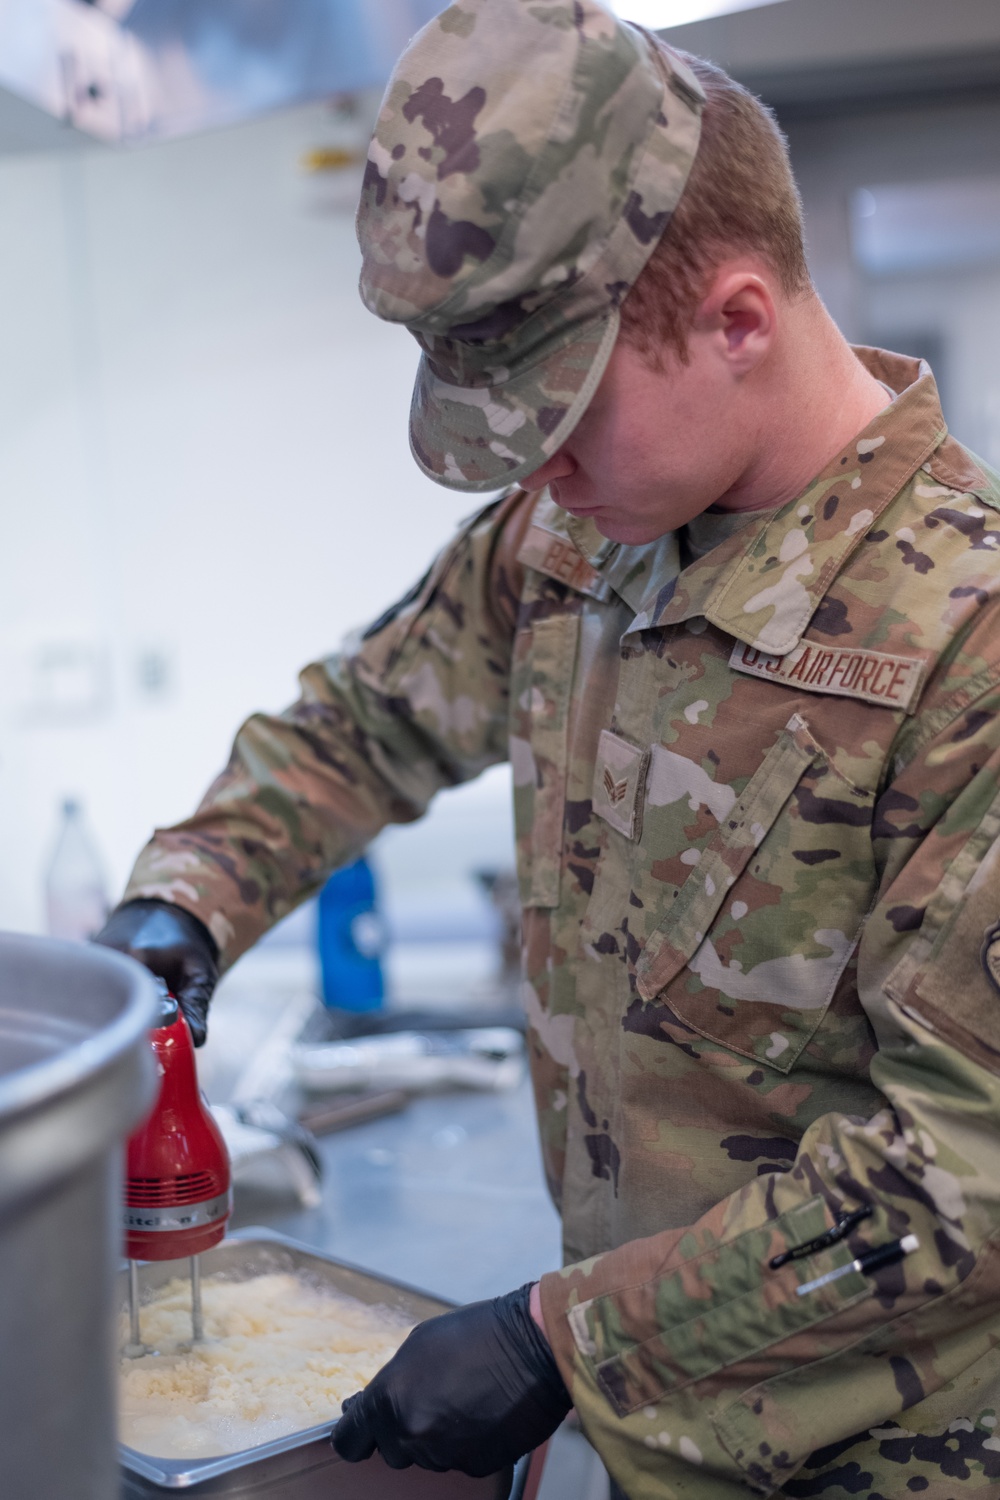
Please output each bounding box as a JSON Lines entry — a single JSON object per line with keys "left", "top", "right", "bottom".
{"left": 594, "top": 729, "right": 649, "bottom": 840}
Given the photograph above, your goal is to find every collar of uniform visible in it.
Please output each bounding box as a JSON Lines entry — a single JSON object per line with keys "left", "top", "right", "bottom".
{"left": 649, "top": 348, "right": 948, "bottom": 654}
{"left": 562, "top": 508, "right": 617, "bottom": 569}
{"left": 527, "top": 495, "right": 682, "bottom": 615}
{"left": 567, "top": 513, "right": 682, "bottom": 616}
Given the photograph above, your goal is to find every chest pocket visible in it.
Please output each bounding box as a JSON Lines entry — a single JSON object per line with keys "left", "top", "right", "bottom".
{"left": 591, "top": 712, "right": 875, "bottom": 1073}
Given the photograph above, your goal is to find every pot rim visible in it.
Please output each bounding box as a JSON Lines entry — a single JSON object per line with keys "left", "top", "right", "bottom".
{"left": 0, "top": 931, "right": 158, "bottom": 1124}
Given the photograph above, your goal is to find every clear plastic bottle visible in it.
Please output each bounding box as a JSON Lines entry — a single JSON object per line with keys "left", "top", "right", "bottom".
{"left": 44, "top": 798, "right": 110, "bottom": 942}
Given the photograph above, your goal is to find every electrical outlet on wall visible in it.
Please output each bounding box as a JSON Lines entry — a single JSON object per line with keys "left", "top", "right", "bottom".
{"left": 134, "top": 646, "right": 173, "bottom": 700}
{"left": 0, "top": 626, "right": 112, "bottom": 725}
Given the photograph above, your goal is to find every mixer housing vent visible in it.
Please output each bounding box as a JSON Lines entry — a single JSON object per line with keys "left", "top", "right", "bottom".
{"left": 127, "top": 1170, "right": 224, "bottom": 1206}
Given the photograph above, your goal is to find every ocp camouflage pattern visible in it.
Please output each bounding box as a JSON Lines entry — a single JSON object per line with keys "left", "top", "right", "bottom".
{"left": 356, "top": 0, "right": 704, "bottom": 492}
{"left": 125, "top": 351, "right": 1000, "bottom": 1498}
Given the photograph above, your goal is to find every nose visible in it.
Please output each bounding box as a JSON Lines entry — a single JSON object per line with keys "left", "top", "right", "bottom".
{"left": 521, "top": 449, "right": 576, "bottom": 490}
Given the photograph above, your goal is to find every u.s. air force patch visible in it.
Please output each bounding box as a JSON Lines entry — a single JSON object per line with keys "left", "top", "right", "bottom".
{"left": 730, "top": 640, "right": 926, "bottom": 712}
{"left": 983, "top": 921, "right": 1000, "bottom": 997}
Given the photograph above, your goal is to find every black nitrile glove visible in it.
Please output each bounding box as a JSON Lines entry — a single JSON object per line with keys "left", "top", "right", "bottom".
{"left": 332, "top": 1283, "right": 571, "bottom": 1476}
{"left": 94, "top": 899, "right": 219, "bottom": 1046}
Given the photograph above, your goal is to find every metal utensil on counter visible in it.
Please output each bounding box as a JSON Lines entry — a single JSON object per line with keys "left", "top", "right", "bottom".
{"left": 210, "top": 1098, "right": 324, "bottom": 1211}
{"left": 122, "top": 989, "right": 231, "bottom": 1356}
{"left": 291, "top": 1027, "right": 525, "bottom": 1094}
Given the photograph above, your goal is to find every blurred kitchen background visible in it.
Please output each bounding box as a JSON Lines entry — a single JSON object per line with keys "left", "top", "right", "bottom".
{"left": 2, "top": 0, "right": 999, "bottom": 1220}
{"left": 1, "top": 2, "right": 998, "bottom": 1494}
{"left": 3, "top": 0, "right": 1000, "bottom": 955}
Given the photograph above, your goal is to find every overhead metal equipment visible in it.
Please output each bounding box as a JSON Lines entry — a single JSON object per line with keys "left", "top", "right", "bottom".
{"left": 0, "top": 0, "right": 442, "bottom": 148}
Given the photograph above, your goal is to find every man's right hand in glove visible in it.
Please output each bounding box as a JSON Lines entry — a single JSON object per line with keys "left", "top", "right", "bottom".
{"left": 94, "top": 899, "right": 219, "bottom": 1046}
{"left": 332, "top": 1282, "right": 571, "bottom": 1476}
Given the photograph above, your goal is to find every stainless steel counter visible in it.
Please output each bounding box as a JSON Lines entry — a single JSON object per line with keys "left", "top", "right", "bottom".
{"left": 228, "top": 1077, "right": 562, "bottom": 1305}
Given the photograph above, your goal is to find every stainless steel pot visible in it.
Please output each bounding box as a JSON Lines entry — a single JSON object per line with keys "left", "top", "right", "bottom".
{"left": 0, "top": 931, "right": 158, "bottom": 1500}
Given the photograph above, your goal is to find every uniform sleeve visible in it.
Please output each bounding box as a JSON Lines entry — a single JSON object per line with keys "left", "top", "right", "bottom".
{"left": 539, "top": 607, "right": 1000, "bottom": 1497}
{"left": 122, "top": 490, "right": 531, "bottom": 966}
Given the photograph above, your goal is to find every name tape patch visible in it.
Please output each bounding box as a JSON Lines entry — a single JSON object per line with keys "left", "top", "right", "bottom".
{"left": 517, "top": 525, "right": 609, "bottom": 600}
{"left": 730, "top": 640, "right": 925, "bottom": 712}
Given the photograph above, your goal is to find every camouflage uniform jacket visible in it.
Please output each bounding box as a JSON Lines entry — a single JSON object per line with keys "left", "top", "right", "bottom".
{"left": 126, "top": 350, "right": 1000, "bottom": 1498}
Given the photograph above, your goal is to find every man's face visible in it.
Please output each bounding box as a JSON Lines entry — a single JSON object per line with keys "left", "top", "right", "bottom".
{"left": 521, "top": 321, "right": 759, "bottom": 545}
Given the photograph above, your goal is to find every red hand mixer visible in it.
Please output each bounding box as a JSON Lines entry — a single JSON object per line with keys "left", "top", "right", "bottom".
{"left": 122, "top": 986, "right": 231, "bottom": 1356}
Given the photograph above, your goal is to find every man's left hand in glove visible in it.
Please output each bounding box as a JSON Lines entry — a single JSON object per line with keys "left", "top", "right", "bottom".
{"left": 331, "top": 1282, "right": 570, "bottom": 1476}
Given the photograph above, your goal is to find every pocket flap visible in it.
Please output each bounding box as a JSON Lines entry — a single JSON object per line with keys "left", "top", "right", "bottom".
{"left": 635, "top": 715, "right": 820, "bottom": 1002}
{"left": 525, "top": 613, "right": 581, "bottom": 909}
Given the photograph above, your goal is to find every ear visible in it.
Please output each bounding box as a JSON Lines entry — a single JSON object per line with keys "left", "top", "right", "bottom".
{"left": 695, "top": 268, "right": 776, "bottom": 376}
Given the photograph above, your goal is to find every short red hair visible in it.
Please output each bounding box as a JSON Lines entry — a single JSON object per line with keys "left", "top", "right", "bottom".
{"left": 619, "top": 48, "right": 810, "bottom": 364}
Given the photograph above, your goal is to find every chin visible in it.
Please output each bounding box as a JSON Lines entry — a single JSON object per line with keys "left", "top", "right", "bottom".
{"left": 594, "top": 516, "right": 672, "bottom": 545}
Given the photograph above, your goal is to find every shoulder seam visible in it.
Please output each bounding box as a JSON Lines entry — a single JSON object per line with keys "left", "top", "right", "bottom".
{"left": 894, "top": 657, "right": 1000, "bottom": 764}
{"left": 924, "top": 439, "right": 1000, "bottom": 508}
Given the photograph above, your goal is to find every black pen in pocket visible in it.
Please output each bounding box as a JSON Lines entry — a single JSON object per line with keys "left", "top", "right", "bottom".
{"left": 796, "top": 1234, "right": 919, "bottom": 1297}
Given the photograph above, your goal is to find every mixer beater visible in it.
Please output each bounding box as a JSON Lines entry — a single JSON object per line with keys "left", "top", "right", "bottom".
{"left": 122, "top": 987, "right": 231, "bottom": 1356}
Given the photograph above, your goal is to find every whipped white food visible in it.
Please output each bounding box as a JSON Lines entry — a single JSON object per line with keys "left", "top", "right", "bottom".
{"left": 119, "top": 1271, "right": 411, "bottom": 1459}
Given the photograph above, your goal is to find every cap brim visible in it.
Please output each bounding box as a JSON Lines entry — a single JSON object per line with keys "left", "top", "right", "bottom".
{"left": 408, "top": 311, "right": 620, "bottom": 494}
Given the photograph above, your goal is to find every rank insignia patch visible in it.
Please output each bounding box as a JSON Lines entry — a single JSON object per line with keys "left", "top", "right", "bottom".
{"left": 603, "top": 768, "right": 629, "bottom": 806}
{"left": 594, "top": 730, "right": 649, "bottom": 840}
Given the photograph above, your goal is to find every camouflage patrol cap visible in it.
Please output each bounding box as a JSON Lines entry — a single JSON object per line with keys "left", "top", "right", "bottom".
{"left": 356, "top": 0, "right": 705, "bottom": 493}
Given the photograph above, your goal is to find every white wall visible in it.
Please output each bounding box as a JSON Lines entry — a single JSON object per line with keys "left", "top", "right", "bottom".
{"left": 6, "top": 88, "right": 997, "bottom": 939}
{"left": 786, "top": 96, "right": 1000, "bottom": 465}
{"left": 0, "top": 102, "right": 511, "bottom": 935}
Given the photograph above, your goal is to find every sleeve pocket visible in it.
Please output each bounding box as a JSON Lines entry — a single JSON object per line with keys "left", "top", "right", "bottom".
{"left": 572, "top": 1196, "right": 870, "bottom": 1417}
{"left": 885, "top": 789, "right": 1000, "bottom": 1076}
